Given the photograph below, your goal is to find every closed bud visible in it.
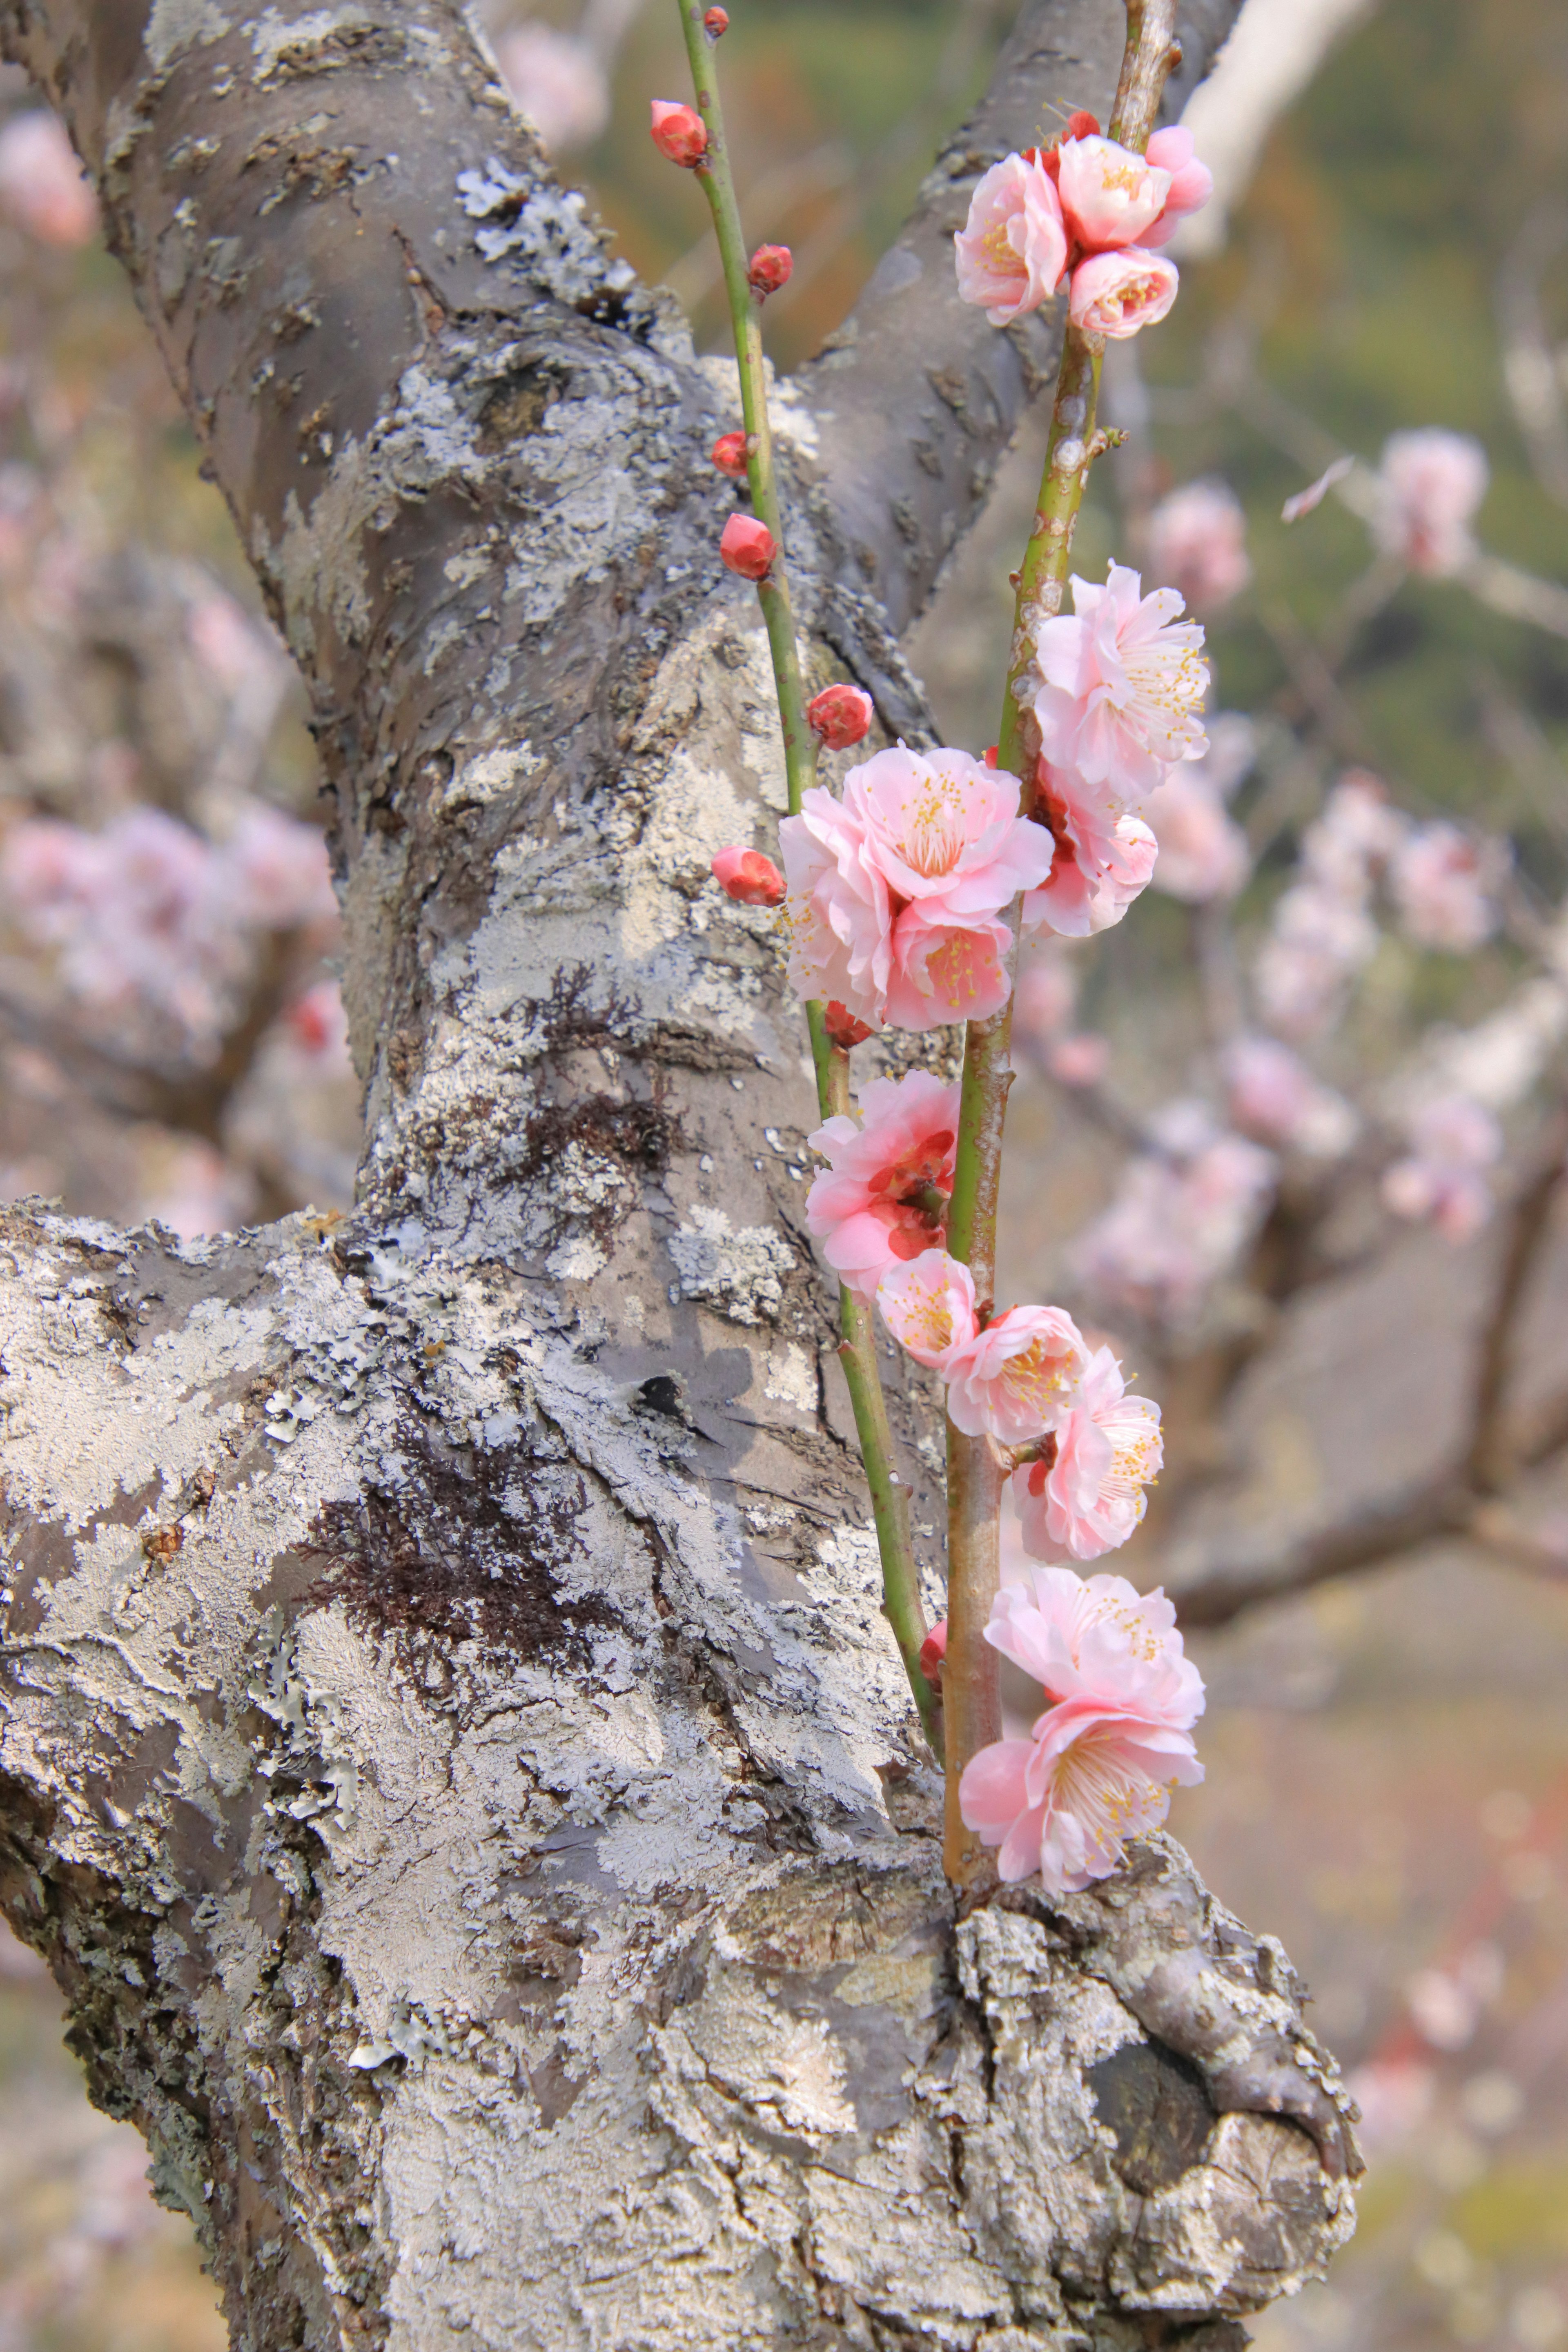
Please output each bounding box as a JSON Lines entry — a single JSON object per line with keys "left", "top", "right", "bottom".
{"left": 649, "top": 99, "right": 708, "bottom": 168}
{"left": 806, "top": 682, "right": 873, "bottom": 750}
{"left": 704, "top": 6, "right": 729, "bottom": 33}
{"left": 747, "top": 242, "right": 793, "bottom": 298}
{"left": 710, "top": 431, "right": 748, "bottom": 478}
{"left": 918, "top": 1618, "right": 947, "bottom": 1688}
{"left": 824, "top": 1000, "right": 876, "bottom": 1048}
{"left": 712, "top": 846, "right": 784, "bottom": 906}
{"left": 719, "top": 512, "right": 777, "bottom": 579}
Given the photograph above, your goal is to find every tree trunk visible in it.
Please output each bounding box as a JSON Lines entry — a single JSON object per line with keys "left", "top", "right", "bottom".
{"left": 0, "top": 3, "right": 1359, "bottom": 2344}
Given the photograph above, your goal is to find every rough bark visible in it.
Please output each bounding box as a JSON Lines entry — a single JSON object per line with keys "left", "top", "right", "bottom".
{"left": 0, "top": 4, "right": 1353, "bottom": 2347}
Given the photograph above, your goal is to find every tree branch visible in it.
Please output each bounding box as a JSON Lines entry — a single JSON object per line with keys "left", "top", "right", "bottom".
{"left": 793, "top": 0, "right": 1245, "bottom": 637}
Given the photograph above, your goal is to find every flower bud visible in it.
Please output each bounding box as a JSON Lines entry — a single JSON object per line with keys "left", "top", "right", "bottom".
{"left": 711, "top": 431, "right": 748, "bottom": 478}
{"left": 806, "top": 682, "right": 873, "bottom": 749}
{"left": 649, "top": 100, "right": 707, "bottom": 168}
{"left": 824, "top": 1000, "right": 875, "bottom": 1048}
{"left": 918, "top": 1617, "right": 947, "bottom": 1688}
{"left": 747, "top": 242, "right": 793, "bottom": 298}
{"left": 719, "top": 512, "right": 776, "bottom": 579}
{"left": 704, "top": 6, "right": 729, "bottom": 33}
{"left": 712, "top": 846, "right": 785, "bottom": 906}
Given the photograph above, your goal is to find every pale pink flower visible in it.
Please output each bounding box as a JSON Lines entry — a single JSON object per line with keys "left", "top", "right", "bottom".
{"left": 1344, "top": 2060, "right": 1434, "bottom": 2156}
{"left": 1146, "top": 479, "right": 1252, "bottom": 614}
{"left": 1024, "top": 771, "right": 1158, "bottom": 938}
{"left": 884, "top": 904, "right": 1017, "bottom": 1029}
{"left": 1390, "top": 821, "right": 1502, "bottom": 953}
{"left": 1012, "top": 947, "right": 1077, "bottom": 1043}
{"left": 1032, "top": 563, "right": 1209, "bottom": 798}
{"left": 853, "top": 745, "right": 1053, "bottom": 917}
{"left": 780, "top": 786, "right": 891, "bottom": 1030}
{"left": 806, "top": 1070, "right": 960, "bottom": 1301}
{"left": 1074, "top": 1118, "right": 1276, "bottom": 1321}
{"left": 1068, "top": 247, "right": 1178, "bottom": 341}
{"left": 959, "top": 1695, "right": 1203, "bottom": 1889}
{"left": 187, "top": 593, "right": 283, "bottom": 695}
{"left": 954, "top": 152, "right": 1068, "bottom": 326}
{"left": 984, "top": 1563, "right": 1203, "bottom": 1725}
{"left": 1013, "top": 1348, "right": 1163, "bottom": 1562}
{"left": 216, "top": 804, "right": 337, "bottom": 929}
{"left": 1253, "top": 885, "right": 1377, "bottom": 1038}
{"left": 1145, "top": 766, "right": 1249, "bottom": 901}
{"left": 1046, "top": 1033, "right": 1109, "bottom": 1087}
{"left": 1374, "top": 428, "right": 1488, "bottom": 577}
{"left": 0, "top": 111, "right": 98, "bottom": 248}
{"left": 1383, "top": 1094, "right": 1501, "bottom": 1244}
{"left": 1302, "top": 771, "right": 1407, "bottom": 900}
{"left": 497, "top": 25, "right": 611, "bottom": 149}
{"left": 1139, "top": 125, "right": 1214, "bottom": 248}
{"left": 1222, "top": 1035, "right": 1356, "bottom": 1159}
{"left": 1055, "top": 135, "right": 1171, "bottom": 253}
{"left": 876, "top": 1249, "right": 1089, "bottom": 1442}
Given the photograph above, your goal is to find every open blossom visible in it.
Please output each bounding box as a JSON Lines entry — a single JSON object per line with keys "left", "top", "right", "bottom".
{"left": 1147, "top": 479, "right": 1252, "bottom": 614}
{"left": 1373, "top": 428, "right": 1488, "bottom": 577}
{"left": 1032, "top": 564, "right": 1209, "bottom": 799}
{"left": 1013, "top": 1348, "right": 1162, "bottom": 1563}
{"left": 1138, "top": 125, "right": 1214, "bottom": 247}
{"left": 1145, "top": 765, "right": 1249, "bottom": 902}
{"left": 805, "top": 1071, "right": 959, "bottom": 1301}
{"left": 960, "top": 1564, "right": 1203, "bottom": 1890}
{"left": 1055, "top": 136, "right": 1171, "bottom": 252}
{"left": 1223, "top": 1035, "right": 1357, "bottom": 1160}
{"left": 1068, "top": 247, "right": 1178, "bottom": 341}
{"left": 877, "top": 1250, "right": 1089, "bottom": 1442}
{"left": 1391, "top": 821, "right": 1502, "bottom": 952}
{"left": 954, "top": 152, "right": 1068, "bottom": 326}
{"left": 1383, "top": 1094, "right": 1501, "bottom": 1244}
{"left": 1024, "top": 773, "right": 1157, "bottom": 937}
{"left": 780, "top": 746, "right": 1052, "bottom": 1032}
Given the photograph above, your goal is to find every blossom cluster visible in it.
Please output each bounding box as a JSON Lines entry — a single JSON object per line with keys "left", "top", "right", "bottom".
{"left": 953, "top": 114, "right": 1212, "bottom": 339}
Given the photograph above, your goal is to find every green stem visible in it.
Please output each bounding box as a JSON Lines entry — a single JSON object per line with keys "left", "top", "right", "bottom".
{"left": 940, "top": 0, "right": 1180, "bottom": 1887}
{"left": 675, "top": 2, "right": 940, "bottom": 1755}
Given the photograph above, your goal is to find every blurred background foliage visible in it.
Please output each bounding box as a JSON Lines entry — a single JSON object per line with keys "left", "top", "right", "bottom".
{"left": 0, "top": 0, "right": 1566, "bottom": 2346}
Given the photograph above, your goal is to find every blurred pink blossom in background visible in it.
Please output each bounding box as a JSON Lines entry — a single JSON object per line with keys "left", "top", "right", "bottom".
{"left": 1223, "top": 1033, "right": 1357, "bottom": 1158}
{"left": 1147, "top": 478, "right": 1253, "bottom": 613}
{"left": 1074, "top": 1106, "right": 1276, "bottom": 1319}
{"left": 1373, "top": 427, "right": 1489, "bottom": 577}
{"left": 1391, "top": 818, "right": 1503, "bottom": 952}
{"left": 0, "top": 110, "right": 98, "bottom": 248}
{"left": 1383, "top": 1092, "right": 1503, "bottom": 1242}
{"left": 494, "top": 24, "right": 611, "bottom": 151}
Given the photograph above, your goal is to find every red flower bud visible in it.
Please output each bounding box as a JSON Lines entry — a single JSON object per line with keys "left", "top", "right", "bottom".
{"left": 712, "top": 846, "right": 785, "bottom": 906}
{"left": 719, "top": 512, "right": 776, "bottom": 579}
{"left": 747, "top": 243, "right": 793, "bottom": 298}
{"left": 710, "top": 431, "right": 748, "bottom": 478}
{"left": 983, "top": 745, "right": 998, "bottom": 766}
{"left": 824, "top": 1000, "right": 875, "bottom": 1048}
{"left": 704, "top": 5, "right": 729, "bottom": 33}
{"left": 649, "top": 100, "right": 708, "bottom": 168}
{"left": 806, "top": 682, "right": 873, "bottom": 750}
{"left": 918, "top": 1617, "right": 947, "bottom": 1688}
{"left": 1065, "top": 109, "right": 1101, "bottom": 140}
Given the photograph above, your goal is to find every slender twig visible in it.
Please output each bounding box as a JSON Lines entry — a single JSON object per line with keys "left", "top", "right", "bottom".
{"left": 675, "top": 0, "right": 939, "bottom": 1751}
{"left": 940, "top": 0, "right": 1179, "bottom": 1887}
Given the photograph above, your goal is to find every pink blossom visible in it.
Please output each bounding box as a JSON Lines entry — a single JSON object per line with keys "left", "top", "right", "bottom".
{"left": 1139, "top": 125, "right": 1214, "bottom": 248}
{"left": 497, "top": 27, "right": 610, "bottom": 151}
{"left": 284, "top": 979, "right": 352, "bottom": 1071}
{"left": 1222, "top": 1035, "right": 1356, "bottom": 1159}
{"left": 187, "top": 593, "right": 284, "bottom": 696}
{"left": 1055, "top": 136, "right": 1171, "bottom": 253}
{"left": 1254, "top": 886, "right": 1377, "bottom": 1038}
{"left": 959, "top": 1696, "right": 1203, "bottom": 1889}
{"left": 806, "top": 1071, "right": 960, "bottom": 1301}
{"left": 1145, "top": 766, "right": 1249, "bottom": 902}
{"left": 876, "top": 1250, "right": 1089, "bottom": 1441}
{"left": 953, "top": 152, "right": 1068, "bottom": 327}
{"left": 1068, "top": 247, "right": 1179, "bottom": 341}
{"left": 1012, "top": 948, "right": 1077, "bottom": 1043}
{"left": 1391, "top": 821, "right": 1502, "bottom": 953}
{"left": 780, "top": 746, "right": 1053, "bottom": 1032}
{"left": 1013, "top": 1348, "right": 1163, "bottom": 1562}
{"left": 0, "top": 112, "right": 98, "bottom": 248}
{"left": 217, "top": 803, "right": 337, "bottom": 929}
{"left": 1303, "top": 771, "right": 1407, "bottom": 899}
{"left": 748, "top": 244, "right": 792, "bottom": 297}
{"left": 719, "top": 513, "right": 775, "bottom": 578}
{"left": 1146, "top": 478, "right": 1252, "bottom": 614}
{"left": 711, "top": 432, "right": 748, "bottom": 479}
{"left": 649, "top": 99, "right": 707, "bottom": 169}
{"left": 1032, "top": 563, "right": 1209, "bottom": 799}
{"left": 1046, "top": 1033, "right": 1109, "bottom": 1087}
{"left": 711, "top": 846, "right": 786, "bottom": 906}
{"left": 1383, "top": 1094, "right": 1501, "bottom": 1244}
{"left": 807, "top": 682, "right": 873, "bottom": 750}
{"left": 1074, "top": 1118, "right": 1276, "bottom": 1321}
{"left": 984, "top": 1564, "right": 1203, "bottom": 1725}
{"left": 1374, "top": 428, "right": 1488, "bottom": 577}
{"left": 1025, "top": 776, "right": 1158, "bottom": 938}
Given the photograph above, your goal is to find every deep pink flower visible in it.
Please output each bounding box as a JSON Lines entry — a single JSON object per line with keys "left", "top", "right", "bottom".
{"left": 954, "top": 152, "right": 1068, "bottom": 326}
{"left": 649, "top": 99, "right": 707, "bottom": 167}
{"left": 711, "top": 432, "right": 748, "bottom": 478}
{"left": 918, "top": 1619, "right": 947, "bottom": 1687}
{"left": 748, "top": 243, "right": 793, "bottom": 297}
{"left": 704, "top": 5, "right": 728, "bottom": 32}
{"left": 807, "top": 682, "right": 874, "bottom": 750}
{"left": 1374, "top": 429, "right": 1488, "bottom": 578}
{"left": 1391, "top": 821, "right": 1501, "bottom": 953}
{"left": 1068, "top": 247, "right": 1178, "bottom": 340}
{"left": 711, "top": 846, "right": 785, "bottom": 906}
{"left": 1013, "top": 1348, "right": 1163, "bottom": 1562}
{"left": 1056, "top": 135, "right": 1172, "bottom": 254}
{"left": 959, "top": 1697, "right": 1203, "bottom": 1889}
{"left": 1032, "top": 563, "right": 1208, "bottom": 798}
{"left": 719, "top": 513, "right": 776, "bottom": 579}
{"left": 1147, "top": 478, "right": 1251, "bottom": 614}
{"left": 1139, "top": 125, "right": 1214, "bottom": 248}
{"left": 823, "top": 1000, "right": 875, "bottom": 1048}
{"left": 806, "top": 1070, "right": 960, "bottom": 1301}
{"left": 984, "top": 1564, "right": 1203, "bottom": 1724}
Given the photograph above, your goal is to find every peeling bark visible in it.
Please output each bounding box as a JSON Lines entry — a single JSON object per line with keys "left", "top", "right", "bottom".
{"left": 0, "top": 4, "right": 1352, "bottom": 2346}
